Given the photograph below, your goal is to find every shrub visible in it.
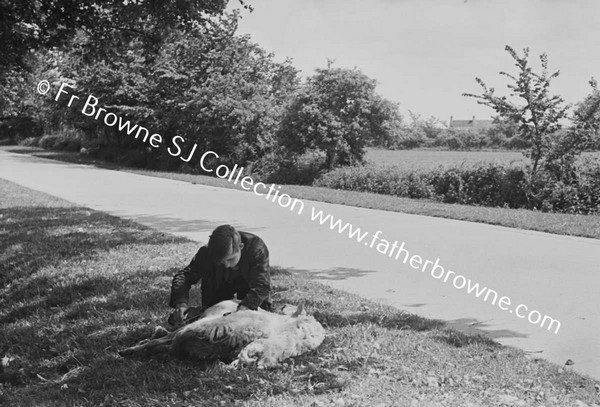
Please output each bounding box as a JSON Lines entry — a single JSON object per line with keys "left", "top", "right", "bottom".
{"left": 0, "top": 116, "right": 43, "bottom": 141}
{"left": 506, "top": 135, "right": 530, "bottom": 149}
{"left": 18, "top": 137, "right": 40, "bottom": 147}
{"left": 576, "top": 157, "right": 600, "bottom": 214}
{"left": 525, "top": 157, "right": 600, "bottom": 214}
{"left": 314, "top": 162, "right": 574, "bottom": 211}
{"left": 0, "top": 138, "right": 16, "bottom": 146}
{"left": 431, "top": 163, "right": 528, "bottom": 207}
{"left": 315, "top": 165, "right": 438, "bottom": 200}
{"left": 392, "top": 128, "right": 426, "bottom": 149}
{"left": 251, "top": 150, "right": 326, "bottom": 185}
{"left": 38, "top": 127, "right": 84, "bottom": 151}
{"left": 486, "top": 131, "right": 509, "bottom": 148}
{"left": 39, "top": 134, "right": 69, "bottom": 150}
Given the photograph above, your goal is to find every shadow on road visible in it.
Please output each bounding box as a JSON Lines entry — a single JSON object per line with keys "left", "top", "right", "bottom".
{"left": 446, "top": 317, "right": 528, "bottom": 340}
{"left": 289, "top": 266, "right": 379, "bottom": 280}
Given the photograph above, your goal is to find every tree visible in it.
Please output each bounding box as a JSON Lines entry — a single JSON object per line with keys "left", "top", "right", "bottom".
{"left": 366, "top": 96, "right": 403, "bottom": 148}
{"left": 151, "top": 13, "right": 299, "bottom": 167}
{"left": 463, "top": 46, "right": 570, "bottom": 174}
{"left": 277, "top": 66, "right": 401, "bottom": 169}
{"left": 0, "top": 0, "right": 250, "bottom": 126}
{"left": 0, "top": 0, "right": 245, "bottom": 74}
{"left": 485, "top": 116, "right": 523, "bottom": 148}
{"left": 571, "top": 78, "right": 600, "bottom": 150}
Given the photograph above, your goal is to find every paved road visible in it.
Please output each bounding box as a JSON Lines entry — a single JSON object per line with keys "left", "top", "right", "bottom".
{"left": 1, "top": 150, "right": 599, "bottom": 379}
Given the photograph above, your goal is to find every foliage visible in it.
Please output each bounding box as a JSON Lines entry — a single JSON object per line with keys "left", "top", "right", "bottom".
{"left": 463, "top": 46, "right": 570, "bottom": 173}
{"left": 250, "top": 149, "right": 326, "bottom": 185}
{"left": 0, "top": 0, "right": 242, "bottom": 75}
{"left": 570, "top": 78, "right": 600, "bottom": 151}
{"left": 525, "top": 156, "right": 600, "bottom": 214}
{"left": 0, "top": 69, "right": 28, "bottom": 118}
{"left": 277, "top": 65, "right": 401, "bottom": 170}
{"left": 381, "top": 114, "right": 530, "bottom": 151}
{"left": 386, "top": 112, "right": 433, "bottom": 149}
{"left": 391, "top": 126, "right": 427, "bottom": 149}
{"left": 366, "top": 96, "right": 404, "bottom": 148}
{"left": 0, "top": 116, "right": 43, "bottom": 142}
{"left": 10, "top": 11, "right": 299, "bottom": 171}
{"left": 18, "top": 137, "right": 40, "bottom": 147}
{"left": 406, "top": 111, "right": 445, "bottom": 140}
{"left": 315, "top": 160, "right": 600, "bottom": 214}
{"left": 152, "top": 14, "right": 299, "bottom": 168}
{"left": 0, "top": 0, "right": 253, "bottom": 155}
{"left": 37, "top": 127, "right": 84, "bottom": 152}
{"left": 430, "top": 128, "right": 488, "bottom": 150}
{"left": 485, "top": 116, "right": 523, "bottom": 148}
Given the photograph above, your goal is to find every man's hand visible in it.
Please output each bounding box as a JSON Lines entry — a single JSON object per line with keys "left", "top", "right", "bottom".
{"left": 236, "top": 304, "right": 251, "bottom": 312}
{"left": 171, "top": 304, "right": 189, "bottom": 325}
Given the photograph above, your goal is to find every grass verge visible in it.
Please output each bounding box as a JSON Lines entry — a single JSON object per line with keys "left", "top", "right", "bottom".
{"left": 4, "top": 146, "right": 600, "bottom": 240}
{"left": 1, "top": 179, "right": 599, "bottom": 407}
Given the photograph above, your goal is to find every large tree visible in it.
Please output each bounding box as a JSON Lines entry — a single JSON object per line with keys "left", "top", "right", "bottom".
{"left": 0, "top": 0, "right": 246, "bottom": 73}
{"left": 463, "top": 46, "right": 570, "bottom": 174}
{"left": 0, "top": 0, "right": 249, "bottom": 122}
{"left": 150, "top": 13, "right": 299, "bottom": 167}
{"left": 25, "top": 10, "right": 298, "bottom": 168}
{"left": 277, "top": 66, "right": 401, "bottom": 169}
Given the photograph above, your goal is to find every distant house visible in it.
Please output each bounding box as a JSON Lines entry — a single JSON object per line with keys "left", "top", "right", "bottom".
{"left": 449, "top": 116, "right": 494, "bottom": 131}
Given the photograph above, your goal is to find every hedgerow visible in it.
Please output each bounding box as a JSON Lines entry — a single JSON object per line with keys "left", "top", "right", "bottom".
{"left": 315, "top": 160, "right": 600, "bottom": 214}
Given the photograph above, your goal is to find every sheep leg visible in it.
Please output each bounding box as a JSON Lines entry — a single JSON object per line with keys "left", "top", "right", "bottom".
{"left": 118, "top": 332, "right": 176, "bottom": 356}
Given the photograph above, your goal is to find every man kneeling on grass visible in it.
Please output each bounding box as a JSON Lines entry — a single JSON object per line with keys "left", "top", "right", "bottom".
{"left": 168, "top": 225, "right": 272, "bottom": 327}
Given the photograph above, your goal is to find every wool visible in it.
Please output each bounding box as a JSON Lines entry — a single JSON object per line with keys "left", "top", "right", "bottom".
{"left": 119, "top": 300, "right": 325, "bottom": 367}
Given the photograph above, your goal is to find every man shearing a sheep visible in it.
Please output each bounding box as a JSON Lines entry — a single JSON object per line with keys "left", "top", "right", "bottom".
{"left": 168, "top": 225, "right": 272, "bottom": 327}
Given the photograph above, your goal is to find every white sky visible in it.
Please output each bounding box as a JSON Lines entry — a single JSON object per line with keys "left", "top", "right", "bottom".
{"left": 231, "top": 0, "right": 600, "bottom": 124}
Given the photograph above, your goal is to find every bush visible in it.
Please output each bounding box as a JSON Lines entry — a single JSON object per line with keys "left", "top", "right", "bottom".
{"left": 315, "top": 159, "right": 600, "bottom": 214}
{"left": 525, "top": 157, "right": 600, "bottom": 214}
{"left": 392, "top": 128, "right": 426, "bottom": 149}
{"left": 315, "top": 165, "right": 438, "bottom": 199}
{"left": 429, "top": 163, "right": 528, "bottom": 207}
{"left": 38, "top": 127, "right": 84, "bottom": 152}
{"left": 506, "top": 136, "right": 530, "bottom": 149}
{"left": 429, "top": 129, "right": 491, "bottom": 150}
{"left": 18, "top": 137, "right": 40, "bottom": 147}
{"left": 0, "top": 116, "right": 43, "bottom": 141}
{"left": 251, "top": 150, "right": 327, "bottom": 185}
{"left": 313, "top": 161, "right": 600, "bottom": 213}
{"left": 39, "top": 134, "right": 69, "bottom": 150}
{"left": 0, "top": 138, "right": 16, "bottom": 146}
{"left": 486, "top": 130, "right": 510, "bottom": 148}
{"left": 576, "top": 157, "right": 600, "bottom": 213}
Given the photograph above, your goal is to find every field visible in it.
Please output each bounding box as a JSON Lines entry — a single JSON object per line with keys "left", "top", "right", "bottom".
{"left": 365, "top": 149, "right": 526, "bottom": 169}
{"left": 365, "top": 148, "right": 600, "bottom": 170}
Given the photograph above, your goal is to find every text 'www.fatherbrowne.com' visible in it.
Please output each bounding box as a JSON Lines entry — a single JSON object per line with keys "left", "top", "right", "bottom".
{"left": 309, "top": 207, "right": 561, "bottom": 335}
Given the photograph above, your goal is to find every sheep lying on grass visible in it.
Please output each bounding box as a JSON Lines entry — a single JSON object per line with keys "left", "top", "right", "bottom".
{"left": 119, "top": 300, "right": 325, "bottom": 368}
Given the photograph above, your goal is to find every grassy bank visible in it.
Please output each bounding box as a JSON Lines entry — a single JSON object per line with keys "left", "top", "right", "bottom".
{"left": 1, "top": 179, "right": 599, "bottom": 406}
{"left": 5, "top": 146, "right": 600, "bottom": 240}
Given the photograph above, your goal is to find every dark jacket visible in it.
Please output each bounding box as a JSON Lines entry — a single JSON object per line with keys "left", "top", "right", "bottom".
{"left": 169, "top": 231, "right": 271, "bottom": 310}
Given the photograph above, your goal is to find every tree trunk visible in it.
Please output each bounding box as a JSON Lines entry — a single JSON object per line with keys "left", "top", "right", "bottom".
{"left": 325, "top": 149, "right": 338, "bottom": 170}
